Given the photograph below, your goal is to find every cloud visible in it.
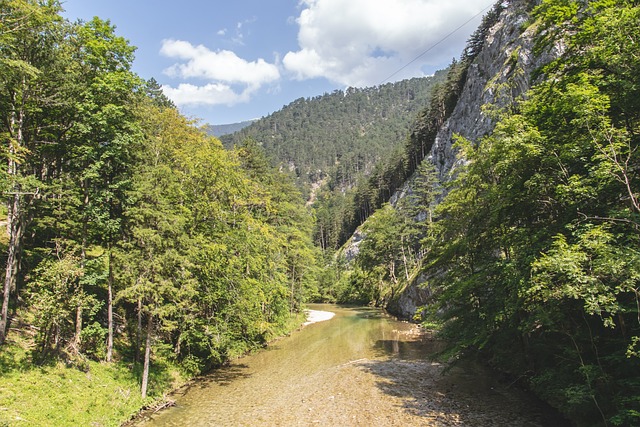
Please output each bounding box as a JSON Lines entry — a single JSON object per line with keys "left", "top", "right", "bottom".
{"left": 160, "top": 39, "right": 279, "bottom": 106}
{"left": 283, "top": 0, "right": 491, "bottom": 87}
{"left": 161, "top": 83, "right": 255, "bottom": 107}
{"left": 161, "top": 39, "right": 279, "bottom": 85}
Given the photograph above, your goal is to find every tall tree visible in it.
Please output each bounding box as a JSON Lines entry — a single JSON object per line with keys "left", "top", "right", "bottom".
{"left": 421, "top": 1, "right": 640, "bottom": 423}
{"left": 62, "top": 16, "right": 140, "bottom": 355}
{"left": 0, "top": 0, "right": 65, "bottom": 345}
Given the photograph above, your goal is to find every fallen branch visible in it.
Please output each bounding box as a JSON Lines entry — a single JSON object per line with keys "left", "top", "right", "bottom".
{"left": 152, "top": 399, "right": 176, "bottom": 414}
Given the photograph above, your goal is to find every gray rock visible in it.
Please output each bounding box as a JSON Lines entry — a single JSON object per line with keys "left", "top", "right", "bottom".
{"left": 388, "top": 0, "right": 565, "bottom": 319}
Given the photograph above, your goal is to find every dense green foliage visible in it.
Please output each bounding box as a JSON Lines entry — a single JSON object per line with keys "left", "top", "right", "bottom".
{"left": 311, "top": 63, "right": 466, "bottom": 251}
{"left": 320, "top": 160, "right": 439, "bottom": 304}
{"left": 0, "top": 0, "right": 318, "bottom": 422}
{"left": 418, "top": 1, "right": 640, "bottom": 425}
{"left": 321, "top": 1, "right": 640, "bottom": 425}
{"left": 3, "top": 0, "right": 639, "bottom": 425}
{"left": 221, "top": 77, "right": 446, "bottom": 188}
{"left": 220, "top": 73, "right": 451, "bottom": 251}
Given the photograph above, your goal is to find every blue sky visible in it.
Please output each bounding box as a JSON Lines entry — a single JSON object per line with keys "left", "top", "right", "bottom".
{"left": 61, "top": 0, "right": 494, "bottom": 125}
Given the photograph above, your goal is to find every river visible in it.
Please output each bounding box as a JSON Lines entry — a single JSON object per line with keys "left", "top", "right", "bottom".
{"left": 134, "top": 304, "right": 568, "bottom": 426}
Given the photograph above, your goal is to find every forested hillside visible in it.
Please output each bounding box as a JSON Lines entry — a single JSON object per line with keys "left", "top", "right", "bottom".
{"left": 328, "top": 0, "right": 640, "bottom": 425}
{"left": 220, "top": 76, "right": 450, "bottom": 251}
{"left": 3, "top": 0, "right": 640, "bottom": 426}
{"left": 222, "top": 75, "right": 446, "bottom": 189}
{"left": 0, "top": 1, "right": 318, "bottom": 424}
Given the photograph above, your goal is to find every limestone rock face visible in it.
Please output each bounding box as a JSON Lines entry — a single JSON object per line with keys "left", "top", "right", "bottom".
{"left": 342, "top": 228, "right": 364, "bottom": 263}
{"left": 386, "top": 273, "right": 432, "bottom": 321}
{"left": 431, "top": 0, "right": 562, "bottom": 181}
{"left": 389, "top": 0, "right": 564, "bottom": 319}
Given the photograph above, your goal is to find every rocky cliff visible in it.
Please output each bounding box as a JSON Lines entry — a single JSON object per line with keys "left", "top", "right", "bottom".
{"left": 389, "top": 0, "right": 565, "bottom": 319}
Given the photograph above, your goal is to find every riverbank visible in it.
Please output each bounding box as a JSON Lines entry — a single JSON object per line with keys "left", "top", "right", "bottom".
{"left": 0, "top": 340, "right": 158, "bottom": 426}
{"left": 125, "top": 309, "right": 334, "bottom": 425}
{"left": 0, "top": 310, "right": 310, "bottom": 427}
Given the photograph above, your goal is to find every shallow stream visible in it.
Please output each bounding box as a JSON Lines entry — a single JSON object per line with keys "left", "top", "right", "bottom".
{"left": 134, "top": 304, "right": 568, "bottom": 426}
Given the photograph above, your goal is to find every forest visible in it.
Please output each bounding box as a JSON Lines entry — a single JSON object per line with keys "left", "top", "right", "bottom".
{"left": 0, "top": 1, "right": 319, "bottom": 424}
{"left": 221, "top": 74, "right": 447, "bottom": 190}
{"left": 220, "top": 72, "right": 449, "bottom": 251}
{"left": 2, "top": 0, "right": 640, "bottom": 426}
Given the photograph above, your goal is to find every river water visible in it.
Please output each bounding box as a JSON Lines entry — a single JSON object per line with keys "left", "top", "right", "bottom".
{"left": 135, "top": 304, "right": 568, "bottom": 426}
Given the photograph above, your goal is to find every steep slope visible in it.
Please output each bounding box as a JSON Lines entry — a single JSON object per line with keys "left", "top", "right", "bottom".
{"left": 390, "top": 0, "right": 564, "bottom": 318}
{"left": 428, "top": 0, "right": 562, "bottom": 180}
{"left": 374, "top": 0, "right": 640, "bottom": 424}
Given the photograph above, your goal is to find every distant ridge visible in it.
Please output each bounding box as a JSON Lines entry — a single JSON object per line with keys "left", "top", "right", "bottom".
{"left": 220, "top": 73, "right": 448, "bottom": 189}
{"left": 206, "top": 119, "right": 257, "bottom": 137}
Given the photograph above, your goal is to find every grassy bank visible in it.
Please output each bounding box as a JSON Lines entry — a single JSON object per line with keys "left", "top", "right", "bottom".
{"left": 0, "top": 338, "right": 183, "bottom": 426}
{"left": 0, "top": 311, "right": 306, "bottom": 427}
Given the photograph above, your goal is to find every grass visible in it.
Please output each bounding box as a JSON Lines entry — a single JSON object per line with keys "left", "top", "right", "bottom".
{"left": 0, "top": 335, "right": 185, "bottom": 427}
{"left": 0, "top": 311, "right": 307, "bottom": 426}
{"left": 0, "top": 360, "right": 145, "bottom": 426}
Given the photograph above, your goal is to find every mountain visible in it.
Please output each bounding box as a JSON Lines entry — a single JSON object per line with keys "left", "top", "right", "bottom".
{"left": 220, "top": 74, "right": 448, "bottom": 189}
{"left": 390, "top": 0, "right": 565, "bottom": 316}
{"left": 218, "top": 74, "right": 450, "bottom": 250}
{"left": 206, "top": 120, "right": 257, "bottom": 137}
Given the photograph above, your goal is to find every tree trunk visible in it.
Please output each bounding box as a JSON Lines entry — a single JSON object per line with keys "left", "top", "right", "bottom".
{"left": 141, "top": 311, "right": 153, "bottom": 399}
{"left": 174, "top": 331, "right": 181, "bottom": 356}
{"left": 0, "top": 103, "right": 24, "bottom": 346}
{"left": 106, "top": 249, "right": 114, "bottom": 362}
{"left": 400, "top": 237, "right": 410, "bottom": 281}
{"left": 72, "top": 303, "right": 82, "bottom": 353}
{"left": 0, "top": 196, "right": 20, "bottom": 345}
{"left": 290, "top": 265, "right": 296, "bottom": 314}
{"left": 73, "top": 182, "right": 90, "bottom": 349}
{"left": 136, "top": 298, "right": 142, "bottom": 363}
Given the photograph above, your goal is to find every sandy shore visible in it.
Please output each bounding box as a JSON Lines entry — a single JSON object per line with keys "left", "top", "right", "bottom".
{"left": 303, "top": 309, "right": 336, "bottom": 325}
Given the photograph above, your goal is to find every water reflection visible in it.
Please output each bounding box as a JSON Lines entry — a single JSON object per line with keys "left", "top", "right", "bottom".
{"left": 374, "top": 338, "right": 433, "bottom": 360}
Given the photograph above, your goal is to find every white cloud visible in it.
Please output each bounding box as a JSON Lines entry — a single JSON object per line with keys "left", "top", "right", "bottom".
{"left": 161, "top": 83, "right": 253, "bottom": 107}
{"left": 160, "top": 39, "right": 280, "bottom": 106}
{"left": 161, "top": 39, "right": 279, "bottom": 85}
{"left": 283, "top": 0, "right": 491, "bottom": 87}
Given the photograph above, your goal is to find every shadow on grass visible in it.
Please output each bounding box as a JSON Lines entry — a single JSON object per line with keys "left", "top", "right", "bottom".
{"left": 0, "top": 349, "right": 29, "bottom": 374}
{"left": 0, "top": 337, "right": 48, "bottom": 375}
